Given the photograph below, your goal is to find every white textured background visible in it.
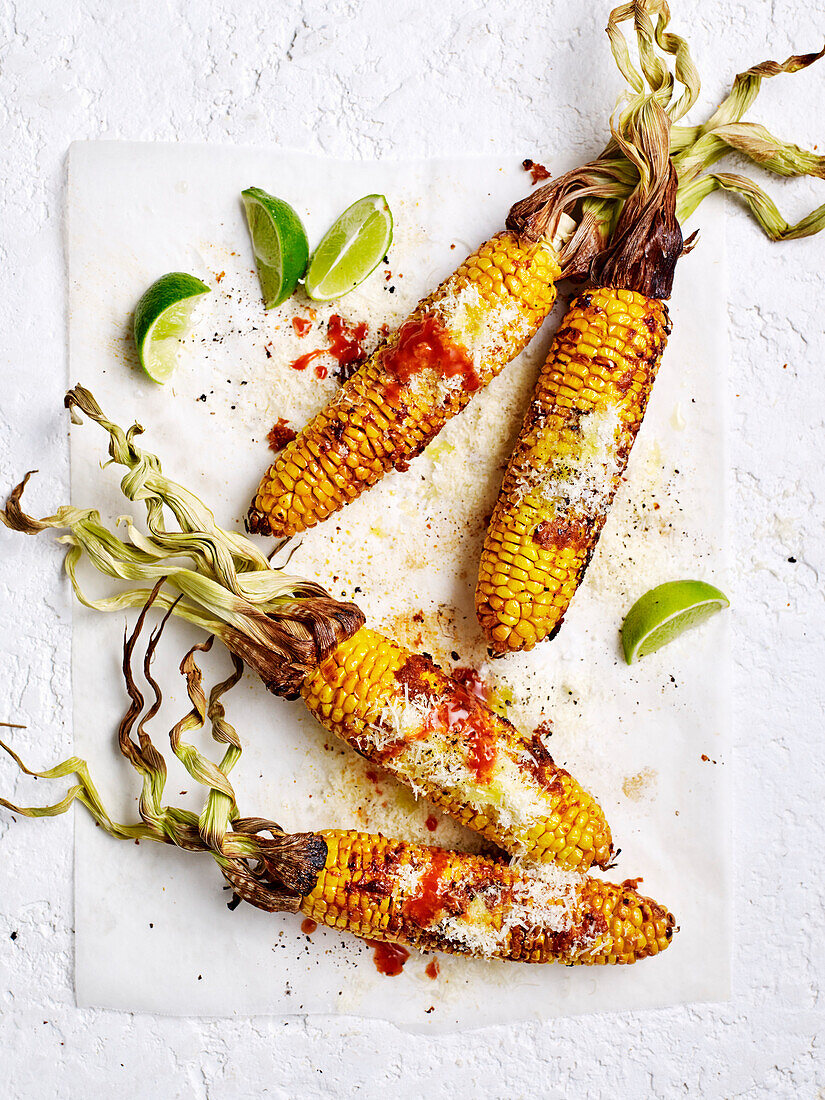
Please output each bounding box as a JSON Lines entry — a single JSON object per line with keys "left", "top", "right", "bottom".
{"left": 0, "top": 1, "right": 823, "bottom": 1096}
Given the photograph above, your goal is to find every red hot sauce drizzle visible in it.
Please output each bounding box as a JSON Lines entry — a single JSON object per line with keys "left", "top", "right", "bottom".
{"left": 328, "top": 314, "right": 369, "bottom": 382}
{"left": 456, "top": 672, "right": 498, "bottom": 782}
{"left": 452, "top": 666, "right": 491, "bottom": 704}
{"left": 425, "top": 959, "right": 440, "bottom": 980}
{"left": 300, "top": 918, "right": 317, "bottom": 936}
{"left": 287, "top": 314, "right": 369, "bottom": 382}
{"left": 465, "top": 719, "right": 497, "bottom": 785}
{"left": 380, "top": 314, "right": 478, "bottom": 403}
{"left": 404, "top": 849, "right": 450, "bottom": 928}
{"left": 424, "top": 815, "right": 439, "bottom": 832}
{"left": 393, "top": 657, "right": 498, "bottom": 784}
{"left": 289, "top": 347, "right": 326, "bottom": 373}
{"left": 430, "top": 684, "right": 497, "bottom": 786}
{"left": 367, "top": 940, "right": 410, "bottom": 976}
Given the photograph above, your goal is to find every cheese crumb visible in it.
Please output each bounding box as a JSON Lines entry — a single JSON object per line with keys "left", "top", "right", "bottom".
{"left": 515, "top": 404, "right": 622, "bottom": 516}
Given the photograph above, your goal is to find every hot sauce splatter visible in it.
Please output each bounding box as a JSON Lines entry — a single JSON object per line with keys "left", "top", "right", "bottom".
{"left": 522, "top": 158, "right": 552, "bottom": 185}
{"left": 328, "top": 314, "right": 369, "bottom": 383}
{"left": 393, "top": 657, "right": 498, "bottom": 784}
{"left": 424, "top": 815, "right": 439, "bottom": 832}
{"left": 439, "top": 694, "right": 471, "bottom": 734}
{"left": 301, "top": 918, "right": 317, "bottom": 935}
{"left": 286, "top": 314, "right": 369, "bottom": 382}
{"left": 292, "top": 316, "right": 312, "bottom": 336}
{"left": 380, "top": 314, "right": 478, "bottom": 402}
{"left": 425, "top": 959, "right": 440, "bottom": 980}
{"left": 466, "top": 722, "right": 497, "bottom": 785}
{"left": 404, "top": 850, "right": 450, "bottom": 927}
{"left": 267, "top": 418, "right": 297, "bottom": 453}
{"left": 452, "top": 666, "right": 490, "bottom": 704}
{"left": 435, "top": 686, "right": 497, "bottom": 785}
{"left": 367, "top": 940, "right": 410, "bottom": 976}
{"left": 289, "top": 348, "right": 327, "bottom": 372}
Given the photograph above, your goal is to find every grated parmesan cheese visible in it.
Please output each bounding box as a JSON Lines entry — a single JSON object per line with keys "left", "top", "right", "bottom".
{"left": 400, "top": 736, "right": 475, "bottom": 799}
{"left": 515, "top": 404, "right": 623, "bottom": 516}
{"left": 433, "top": 280, "right": 533, "bottom": 373}
{"left": 434, "top": 872, "right": 582, "bottom": 958}
{"left": 365, "top": 686, "right": 439, "bottom": 752}
{"left": 363, "top": 682, "right": 558, "bottom": 845}
{"left": 394, "top": 857, "right": 425, "bottom": 898}
{"left": 479, "top": 753, "right": 553, "bottom": 840}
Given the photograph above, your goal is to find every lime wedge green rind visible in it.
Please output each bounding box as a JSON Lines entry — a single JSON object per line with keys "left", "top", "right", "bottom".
{"left": 305, "top": 194, "right": 393, "bottom": 302}
{"left": 241, "top": 187, "right": 309, "bottom": 309}
{"left": 621, "top": 580, "right": 730, "bottom": 664}
{"left": 134, "top": 272, "right": 211, "bottom": 384}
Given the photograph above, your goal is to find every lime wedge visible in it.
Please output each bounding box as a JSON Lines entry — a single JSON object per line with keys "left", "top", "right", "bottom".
{"left": 241, "top": 187, "right": 309, "bottom": 309}
{"left": 305, "top": 194, "right": 393, "bottom": 301}
{"left": 133, "top": 272, "right": 211, "bottom": 383}
{"left": 621, "top": 580, "right": 730, "bottom": 664}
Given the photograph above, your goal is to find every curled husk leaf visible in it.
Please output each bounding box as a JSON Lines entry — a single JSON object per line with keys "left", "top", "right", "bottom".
{"left": 0, "top": 386, "right": 365, "bottom": 695}
{"left": 507, "top": 0, "right": 699, "bottom": 272}
{"left": 511, "top": 2, "right": 824, "bottom": 271}
{"left": 670, "top": 47, "right": 825, "bottom": 237}
{"left": 0, "top": 588, "right": 328, "bottom": 913}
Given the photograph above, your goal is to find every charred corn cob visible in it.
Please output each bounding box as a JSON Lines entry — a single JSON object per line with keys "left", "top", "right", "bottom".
{"left": 0, "top": 608, "right": 672, "bottom": 971}
{"left": 3, "top": 757, "right": 672, "bottom": 968}
{"left": 248, "top": 232, "right": 562, "bottom": 538}
{"left": 301, "top": 627, "right": 613, "bottom": 870}
{"left": 476, "top": 287, "right": 671, "bottom": 652}
{"left": 300, "top": 830, "right": 674, "bottom": 965}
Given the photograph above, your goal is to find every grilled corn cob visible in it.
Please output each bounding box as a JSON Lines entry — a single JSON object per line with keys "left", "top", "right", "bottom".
{"left": 476, "top": 287, "right": 671, "bottom": 651}
{"left": 248, "top": 232, "right": 562, "bottom": 538}
{"left": 299, "top": 830, "right": 674, "bottom": 965}
{"left": 0, "top": 603, "right": 672, "bottom": 970}
{"left": 301, "top": 627, "right": 613, "bottom": 870}
{"left": 477, "top": 10, "right": 825, "bottom": 654}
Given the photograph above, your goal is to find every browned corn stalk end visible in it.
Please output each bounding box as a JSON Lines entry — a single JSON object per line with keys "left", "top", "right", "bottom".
{"left": 245, "top": 505, "right": 273, "bottom": 537}
{"left": 222, "top": 598, "right": 366, "bottom": 698}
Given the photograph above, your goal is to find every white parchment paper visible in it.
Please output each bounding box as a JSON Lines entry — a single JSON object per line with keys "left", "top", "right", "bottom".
{"left": 67, "top": 141, "right": 730, "bottom": 1030}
